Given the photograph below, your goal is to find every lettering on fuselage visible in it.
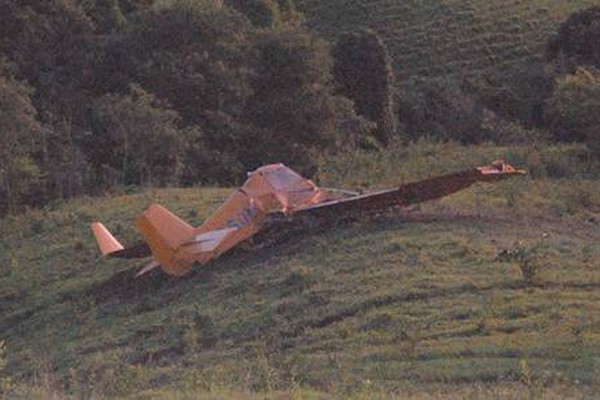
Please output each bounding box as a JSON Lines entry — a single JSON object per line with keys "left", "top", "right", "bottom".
{"left": 226, "top": 207, "right": 259, "bottom": 230}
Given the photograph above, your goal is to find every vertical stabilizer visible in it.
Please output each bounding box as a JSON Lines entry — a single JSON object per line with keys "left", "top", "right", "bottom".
{"left": 136, "top": 204, "right": 195, "bottom": 276}
{"left": 142, "top": 204, "right": 194, "bottom": 249}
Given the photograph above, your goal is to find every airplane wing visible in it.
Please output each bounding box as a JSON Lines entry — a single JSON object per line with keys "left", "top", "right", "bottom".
{"left": 295, "top": 160, "right": 525, "bottom": 218}
{"left": 91, "top": 222, "right": 151, "bottom": 259}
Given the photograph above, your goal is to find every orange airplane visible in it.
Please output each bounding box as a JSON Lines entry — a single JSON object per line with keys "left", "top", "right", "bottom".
{"left": 91, "top": 161, "right": 525, "bottom": 277}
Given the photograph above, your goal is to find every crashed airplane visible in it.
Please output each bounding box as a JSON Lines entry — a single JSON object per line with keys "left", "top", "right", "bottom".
{"left": 91, "top": 160, "right": 525, "bottom": 277}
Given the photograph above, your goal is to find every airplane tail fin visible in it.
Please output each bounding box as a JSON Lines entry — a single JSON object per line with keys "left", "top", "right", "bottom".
{"left": 135, "top": 204, "right": 197, "bottom": 276}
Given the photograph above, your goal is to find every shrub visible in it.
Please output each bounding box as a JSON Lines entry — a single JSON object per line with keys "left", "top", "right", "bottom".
{"left": 548, "top": 6, "right": 600, "bottom": 71}
{"left": 496, "top": 242, "right": 544, "bottom": 285}
{"left": 396, "top": 77, "right": 488, "bottom": 143}
{"left": 333, "top": 29, "right": 397, "bottom": 145}
{"left": 241, "top": 28, "right": 360, "bottom": 175}
{"left": 85, "top": 85, "right": 185, "bottom": 188}
{"left": 0, "top": 340, "right": 15, "bottom": 394}
{"left": 546, "top": 66, "right": 600, "bottom": 153}
{"left": 0, "top": 74, "right": 42, "bottom": 213}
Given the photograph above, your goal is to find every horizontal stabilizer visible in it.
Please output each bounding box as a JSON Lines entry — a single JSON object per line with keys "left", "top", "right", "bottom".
{"left": 181, "top": 227, "right": 238, "bottom": 253}
{"left": 90, "top": 222, "right": 151, "bottom": 259}
{"left": 91, "top": 222, "right": 124, "bottom": 257}
{"left": 108, "top": 242, "right": 151, "bottom": 259}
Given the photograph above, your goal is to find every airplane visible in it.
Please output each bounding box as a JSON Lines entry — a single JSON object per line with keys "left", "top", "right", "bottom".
{"left": 91, "top": 160, "right": 525, "bottom": 277}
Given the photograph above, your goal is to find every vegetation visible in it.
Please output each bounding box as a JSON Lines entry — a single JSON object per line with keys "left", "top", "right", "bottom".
{"left": 1, "top": 142, "right": 600, "bottom": 399}
{"left": 297, "top": 0, "right": 600, "bottom": 145}
{"left": 239, "top": 28, "right": 352, "bottom": 174}
{"left": 333, "top": 29, "right": 397, "bottom": 145}
{"left": 295, "top": 0, "right": 598, "bottom": 80}
{"left": 548, "top": 6, "right": 600, "bottom": 71}
{"left": 0, "top": 73, "right": 42, "bottom": 212}
{"left": 546, "top": 67, "right": 600, "bottom": 146}
{"left": 2, "top": 0, "right": 600, "bottom": 397}
{"left": 0, "top": 0, "right": 362, "bottom": 213}
{"left": 1, "top": 0, "right": 599, "bottom": 214}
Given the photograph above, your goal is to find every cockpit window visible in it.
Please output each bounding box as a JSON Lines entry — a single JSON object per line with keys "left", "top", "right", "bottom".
{"left": 262, "top": 167, "right": 314, "bottom": 193}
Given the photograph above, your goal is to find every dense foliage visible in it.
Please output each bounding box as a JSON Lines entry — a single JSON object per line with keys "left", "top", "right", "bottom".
{"left": 548, "top": 6, "right": 600, "bottom": 71}
{"left": 0, "top": 0, "right": 364, "bottom": 213}
{"left": 0, "top": 72, "right": 42, "bottom": 212}
{"left": 1, "top": 0, "right": 599, "bottom": 214}
{"left": 332, "top": 30, "right": 397, "bottom": 145}
{"left": 546, "top": 67, "right": 600, "bottom": 149}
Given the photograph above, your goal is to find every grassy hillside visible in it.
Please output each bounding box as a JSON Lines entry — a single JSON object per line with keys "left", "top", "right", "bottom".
{"left": 2, "top": 143, "right": 600, "bottom": 399}
{"left": 295, "top": 0, "right": 598, "bottom": 80}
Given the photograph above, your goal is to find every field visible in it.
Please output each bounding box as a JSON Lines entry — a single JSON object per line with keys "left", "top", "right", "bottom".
{"left": 1, "top": 142, "right": 600, "bottom": 398}
{"left": 295, "top": 0, "right": 598, "bottom": 80}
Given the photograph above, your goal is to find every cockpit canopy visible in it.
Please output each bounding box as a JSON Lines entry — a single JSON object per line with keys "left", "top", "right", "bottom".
{"left": 244, "top": 164, "right": 328, "bottom": 213}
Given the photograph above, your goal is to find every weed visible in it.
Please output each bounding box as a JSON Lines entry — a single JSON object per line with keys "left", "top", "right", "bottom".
{"left": 255, "top": 341, "right": 277, "bottom": 393}
{"left": 0, "top": 340, "right": 15, "bottom": 395}
{"left": 497, "top": 241, "right": 544, "bottom": 285}
{"left": 191, "top": 305, "right": 217, "bottom": 348}
{"left": 519, "top": 358, "right": 547, "bottom": 400}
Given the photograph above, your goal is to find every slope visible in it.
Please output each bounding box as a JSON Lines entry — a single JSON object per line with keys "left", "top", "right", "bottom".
{"left": 295, "top": 0, "right": 598, "bottom": 80}
{"left": 1, "top": 143, "right": 600, "bottom": 398}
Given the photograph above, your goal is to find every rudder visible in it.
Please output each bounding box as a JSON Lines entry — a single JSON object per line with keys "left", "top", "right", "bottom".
{"left": 136, "top": 204, "right": 195, "bottom": 276}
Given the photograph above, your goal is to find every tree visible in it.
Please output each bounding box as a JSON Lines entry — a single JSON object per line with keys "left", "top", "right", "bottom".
{"left": 0, "top": 1, "right": 101, "bottom": 206}
{"left": 0, "top": 74, "right": 42, "bottom": 213}
{"left": 85, "top": 85, "right": 185, "bottom": 188}
{"left": 0, "top": 0, "right": 97, "bottom": 123}
{"left": 225, "top": 0, "right": 301, "bottom": 28}
{"left": 332, "top": 29, "right": 397, "bottom": 145}
{"left": 241, "top": 29, "right": 354, "bottom": 175}
{"left": 466, "top": 61, "right": 555, "bottom": 129}
{"left": 225, "top": 0, "right": 279, "bottom": 27}
{"left": 81, "top": 0, "right": 128, "bottom": 33}
{"left": 126, "top": 2, "right": 253, "bottom": 128}
{"left": 396, "top": 77, "right": 489, "bottom": 143}
{"left": 548, "top": 6, "right": 600, "bottom": 71}
{"left": 546, "top": 66, "right": 600, "bottom": 153}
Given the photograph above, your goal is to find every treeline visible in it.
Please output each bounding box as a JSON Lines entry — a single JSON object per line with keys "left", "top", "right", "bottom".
{"left": 0, "top": 1, "right": 599, "bottom": 214}
{"left": 0, "top": 0, "right": 374, "bottom": 213}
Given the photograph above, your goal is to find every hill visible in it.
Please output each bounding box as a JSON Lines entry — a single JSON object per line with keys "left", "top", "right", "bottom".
{"left": 2, "top": 143, "right": 600, "bottom": 398}
{"left": 295, "top": 0, "right": 598, "bottom": 80}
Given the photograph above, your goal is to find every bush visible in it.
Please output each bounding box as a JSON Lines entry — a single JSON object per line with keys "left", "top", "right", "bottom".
{"left": 0, "top": 340, "right": 15, "bottom": 394}
{"left": 548, "top": 6, "right": 600, "bottom": 71}
{"left": 241, "top": 28, "right": 361, "bottom": 174}
{"left": 0, "top": 74, "right": 42, "bottom": 213}
{"left": 396, "top": 77, "right": 489, "bottom": 143}
{"left": 496, "top": 242, "right": 544, "bottom": 285}
{"left": 546, "top": 66, "right": 600, "bottom": 153}
{"left": 466, "top": 60, "right": 555, "bottom": 129}
{"left": 85, "top": 85, "right": 185, "bottom": 188}
{"left": 333, "top": 29, "right": 397, "bottom": 145}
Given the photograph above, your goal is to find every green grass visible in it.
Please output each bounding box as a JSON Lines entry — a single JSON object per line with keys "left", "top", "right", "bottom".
{"left": 295, "top": 0, "right": 597, "bottom": 80}
{"left": 1, "top": 142, "right": 600, "bottom": 398}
